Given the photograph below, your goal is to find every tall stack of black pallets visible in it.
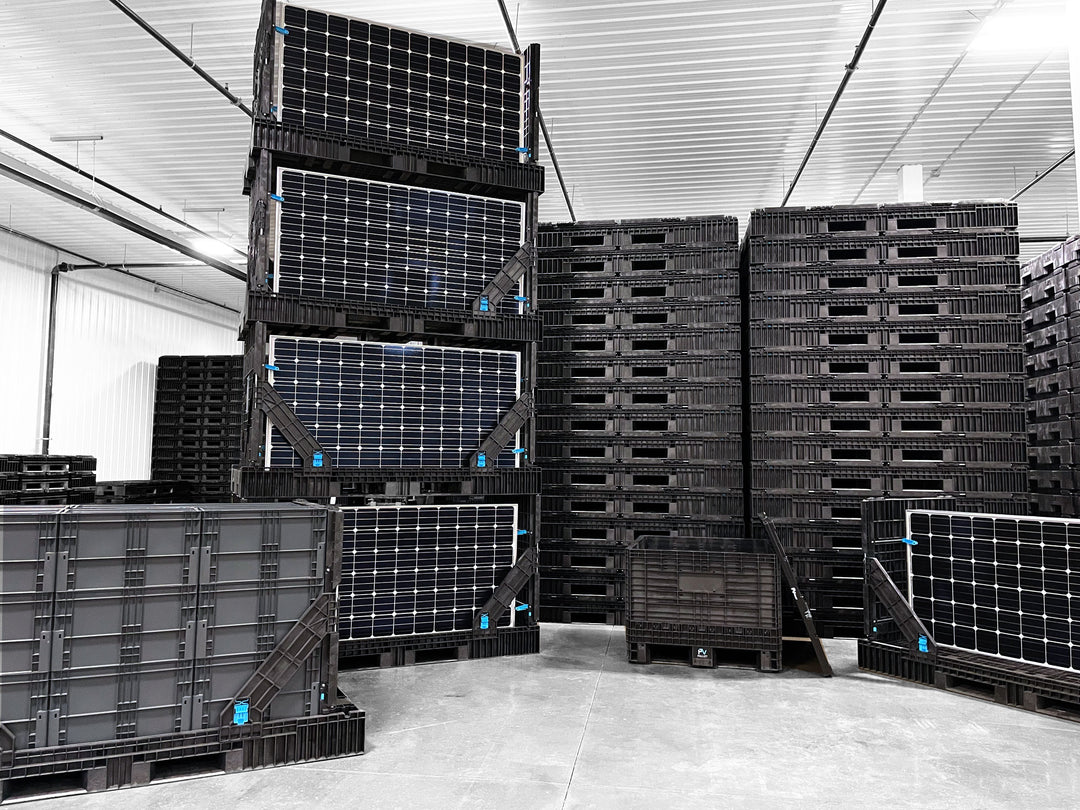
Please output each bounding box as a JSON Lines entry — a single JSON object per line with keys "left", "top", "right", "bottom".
{"left": 234, "top": 0, "right": 544, "bottom": 667}
{"left": 536, "top": 217, "right": 744, "bottom": 624}
{"left": 1022, "top": 235, "right": 1080, "bottom": 517}
{"left": 150, "top": 355, "right": 244, "bottom": 501}
{"left": 745, "top": 202, "right": 1029, "bottom": 637}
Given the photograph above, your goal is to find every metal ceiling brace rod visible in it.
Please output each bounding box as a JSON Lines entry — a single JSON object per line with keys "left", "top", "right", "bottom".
{"left": 39, "top": 263, "right": 71, "bottom": 455}
{"left": 0, "top": 151, "right": 245, "bottom": 280}
{"left": 105, "top": 0, "right": 253, "bottom": 117}
{"left": 494, "top": 0, "right": 577, "bottom": 222}
{"left": 1010, "top": 148, "right": 1076, "bottom": 201}
{"left": 781, "top": 0, "right": 889, "bottom": 206}
{"left": 0, "top": 127, "right": 245, "bottom": 259}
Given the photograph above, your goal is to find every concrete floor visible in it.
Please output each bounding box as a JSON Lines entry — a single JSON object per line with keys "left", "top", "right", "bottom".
{"left": 36, "top": 624, "right": 1080, "bottom": 809}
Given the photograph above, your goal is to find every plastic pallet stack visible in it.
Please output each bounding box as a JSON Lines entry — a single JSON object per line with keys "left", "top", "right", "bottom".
{"left": 0, "top": 502, "right": 363, "bottom": 799}
{"left": 151, "top": 355, "right": 243, "bottom": 501}
{"left": 745, "top": 202, "right": 1029, "bottom": 637}
{"left": 234, "top": 1, "right": 544, "bottom": 668}
{"left": 1022, "top": 234, "right": 1080, "bottom": 517}
{"left": 0, "top": 455, "right": 96, "bottom": 505}
{"left": 536, "top": 216, "right": 744, "bottom": 624}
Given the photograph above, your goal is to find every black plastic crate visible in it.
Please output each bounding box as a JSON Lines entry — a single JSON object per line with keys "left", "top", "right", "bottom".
{"left": 538, "top": 216, "right": 739, "bottom": 252}
{"left": 752, "top": 436, "right": 1027, "bottom": 465}
{"left": 537, "top": 381, "right": 742, "bottom": 409}
{"left": 540, "top": 326, "right": 740, "bottom": 355}
{"left": 749, "top": 348, "right": 1026, "bottom": 378}
{"left": 538, "top": 248, "right": 738, "bottom": 278}
{"left": 539, "top": 275, "right": 738, "bottom": 306}
{"left": 751, "top": 377, "right": 1026, "bottom": 407}
{"left": 750, "top": 405, "right": 1027, "bottom": 438}
{"left": 749, "top": 202, "right": 1018, "bottom": 238}
{"left": 748, "top": 260, "right": 1021, "bottom": 295}
{"left": 748, "top": 232, "right": 1020, "bottom": 267}
{"left": 536, "top": 436, "right": 742, "bottom": 465}
{"left": 539, "top": 355, "right": 740, "bottom": 383}
{"left": 540, "top": 464, "right": 742, "bottom": 492}
{"left": 541, "top": 301, "right": 741, "bottom": 331}
{"left": 750, "top": 289, "right": 1021, "bottom": 322}
{"left": 536, "top": 409, "right": 741, "bottom": 437}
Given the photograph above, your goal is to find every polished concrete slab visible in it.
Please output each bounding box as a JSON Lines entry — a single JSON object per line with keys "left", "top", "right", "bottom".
{"left": 37, "top": 624, "right": 1080, "bottom": 808}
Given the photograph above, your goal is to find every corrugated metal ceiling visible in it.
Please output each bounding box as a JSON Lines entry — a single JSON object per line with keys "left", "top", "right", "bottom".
{"left": 0, "top": 0, "right": 1074, "bottom": 308}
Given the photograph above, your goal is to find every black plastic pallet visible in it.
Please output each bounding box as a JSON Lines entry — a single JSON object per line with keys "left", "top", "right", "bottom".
{"left": 627, "top": 641, "right": 781, "bottom": 671}
{"left": 750, "top": 406, "right": 1027, "bottom": 438}
{"left": 751, "top": 377, "right": 1026, "bottom": 407}
{"left": 539, "top": 355, "right": 740, "bottom": 383}
{"left": 0, "top": 488, "right": 97, "bottom": 506}
{"left": 749, "top": 348, "right": 1025, "bottom": 378}
{"left": 540, "top": 464, "right": 742, "bottom": 491}
{"left": 750, "top": 289, "right": 1021, "bottom": 322}
{"left": 747, "top": 260, "right": 1021, "bottom": 294}
{"left": 537, "top": 381, "right": 742, "bottom": 409}
{"left": 539, "top": 275, "right": 738, "bottom": 306}
{"left": 1020, "top": 234, "right": 1080, "bottom": 285}
{"left": 541, "top": 491, "right": 743, "bottom": 520}
{"left": 1030, "top": 492, "right": 1080, "bottom": 518}
{"left": 538, "top": 605, "right": 624, "bottom": 625}
{"left": 747, "top": 232, "right": 1020, "bottom": 267}
{"left": 538, "top": 248, "right": 738, "bottom": 278}
{"left": 541, "top": 574, "right": 624, "bottom": 600}
{"left": 538, "top": 216, "right": 739, "bottom": 252}
{"left": 536, "top": 409, "right": 741, "bottom": 437}
{"left": 540, "top": 517, "right": 747, "bottom": 547}
{"left": 536, "top": 435, "right": 742, "bottom": 465}
{"left": 244, "top": 290, "right": 543, "bottom": 347}
{"left": 0, "top": 474, "right": 96, "bottom": 493}
{"left": 541, "top": 301, "right": 741, "bottom": 331}
{"left": 0, "top": 456, "right": 96, "bottom": 476}
{"left": 750, "top": 320, "right": 1022, "bottom": 350}
{"left": 751, "top": 464, "right": 1028, "bottom": 497}
{"left": 539, "top": 541, "right": 627, "bottom": 576}
{"left": 540, "top": 326, "right": 740, "bottom": 355}
{"left": 337, "top": 625, "right": 539, "bottom": 668}
{"left": 751, "top": 435, "right": 1027, "bottom": 464}
{"left": 748, "top": 202, "right": 1018, "bottom": 239}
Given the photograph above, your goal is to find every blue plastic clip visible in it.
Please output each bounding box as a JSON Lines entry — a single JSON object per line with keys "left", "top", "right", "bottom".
{"left": 479, "top": 296, "right": 490, "bottom": 312}
{"left": 274, "top": 25, "right": 290, "bottom": 35}
{"left": 516, "top": 147, "right": 531, "bottom": 157}
{"left": 901, "top": 537, "right": 918, "bottom": 546}
{"left": 271, "top": 104, "right": 279, "bottom": 114}
{"left": 512, "top": 448, "right": 526, "bottom": 454}
{"left": 476, "top": 452, "right": 487, "bottom": 468}
{"left": 515, "top": 604, "right": 530, "bottom": 612}
{"left": 270, "top": 193, "right": 285, "bottom": 202}
{"left": 513, "top": 295, "right": 528, "bottom": 302}
{"left": 266, "top": 273, "right": 274, "bottom": 280}
{"left": 264, "top": 363, "right": 279, "bottom": 371}
{"left": 479, "top": 614, "right": 490, "bottom": 630}
{"left": 918, "top": 635, "right": 929, "bottom": 653}
{"left": 233, "top": 701, "right": 249, "bottom": 726}
{"left": 312, "top": 452, "right": 324, "bottom": 468}
{"left": 516, "top": 529, "right": 528, "bottom": 536}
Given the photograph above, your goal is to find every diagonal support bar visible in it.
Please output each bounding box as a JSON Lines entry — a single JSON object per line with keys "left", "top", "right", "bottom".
{"left": 472, "top": 243, "right": 534, "bottom": 314}
{"left": 866, "top": 557, "right": 937, "bottom": 657}
{"left": 470, "top": 392, "right": 533, "bottom": 467}
{"left": 474, "top": 546, "right": 537, "bottom": 630}
{"left": 219, "top": 593, "right": 334, "bottom": 725}
{"left": 759, "top": 513, "right": 833, "bottom": 677}
{"left": 257, "top": 380, "right": 331, "bottom": 470}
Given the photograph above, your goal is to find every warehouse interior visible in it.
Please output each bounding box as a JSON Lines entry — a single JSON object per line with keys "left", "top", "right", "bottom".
{"left": 1, "top": 0, "right": 1080, "bottom": 807}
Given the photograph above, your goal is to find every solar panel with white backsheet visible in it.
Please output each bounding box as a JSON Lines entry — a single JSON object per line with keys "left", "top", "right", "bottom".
{"left": 276, "top": 4, "right": 525, "bottom": 162}
{"left": 339, "top": 503, "right": 518, "bottom": 640}
{"left": 907, "top": 510, "right": 1080, "bottom": 671}
{"left": 266, "top": 336, "right": 522, "bottom": 468}
{"left": 274, "top": 168, "right": 526, "bottom": 312}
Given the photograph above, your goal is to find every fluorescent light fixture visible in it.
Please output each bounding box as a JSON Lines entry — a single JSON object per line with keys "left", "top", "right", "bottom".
{"left": 182, "top": 206, "right": 226, "bottom": 213}
{"left": 968, "top": 10, "right": 1068, "bottom": 53}
{"left": 192, "top": 236, "right": 239, "bottom": 260}
{"left": 50, "top": 134, "right": 104, "bottom": 142}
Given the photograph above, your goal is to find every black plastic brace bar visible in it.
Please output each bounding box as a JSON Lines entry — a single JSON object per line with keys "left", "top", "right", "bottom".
{"left": 219, "top": 592, "right": 334, "bottom": 725}
{"left": 469, "top": 392, "right": 534, "bottom": 468}
{"left": 472, "top": 243, "right": 534, "bottom": 314}
{"left": 474, "top": 546, "right": 537, "bottom": 630}
{"left": 866, "top": 557, "right": 937, "bottom": 658}
{"left": 759, "top": 513, "right": 833, "bottom": 677}
{"left": 256, "top": 381, "right": 331, "bottom": 470}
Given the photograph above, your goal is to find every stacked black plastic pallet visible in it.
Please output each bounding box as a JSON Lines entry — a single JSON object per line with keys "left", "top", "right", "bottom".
{"left": 744, "top": 202, "right": 1029, "bottom": 637}
{"left": 234, "top": 1, "right": 544, "bottom": 668}
{"left": 1022, "top": 235, "right": 1080, "bottom": 517}
{"left": 150, "top": 355, "right": 243, "bottom": 501}
{"left": 536, "top": 217, "right": 744, "bottom": 624}
{"left": 0, "top": 455, "right": 96, "bottom": 505}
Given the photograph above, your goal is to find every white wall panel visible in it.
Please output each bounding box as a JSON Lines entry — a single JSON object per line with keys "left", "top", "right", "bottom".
{"left": 48, "top": 269, "right": 240, "bottom": 480}
{"left": 0, "top": 231, "right": 53, "bottom": 453}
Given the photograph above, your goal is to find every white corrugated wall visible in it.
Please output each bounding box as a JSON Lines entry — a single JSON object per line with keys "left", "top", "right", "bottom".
{"left": 0, "top": 230, "right": 241, "bottom": 480}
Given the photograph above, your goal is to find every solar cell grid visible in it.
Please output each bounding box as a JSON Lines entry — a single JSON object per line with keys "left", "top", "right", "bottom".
{"left": 907, "top": 510, "right": 1080, "bottom": 671}
{"left": 266, "top": 336, "right": 521, "bottom": 468}
{"left": 278, "top": 4, "right": 524, "bottom": 161}
{"left": 339, "top": 504, "right": 518, "bottom": 639}
{"left": 274, "top": 168, "right": 526, "bottom": 313}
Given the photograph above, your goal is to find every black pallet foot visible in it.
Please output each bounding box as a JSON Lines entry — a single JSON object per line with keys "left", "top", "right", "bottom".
{"left": 627, "top": 642, "right": 781, "bottom": 672}
{"left": 338, "top": 626, "right": 539, "bottom": 670}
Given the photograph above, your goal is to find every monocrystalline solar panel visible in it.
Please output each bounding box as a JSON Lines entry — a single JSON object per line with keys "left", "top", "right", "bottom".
{"left": 339, "top": 503, "right": 518, "bottom": 639}
{"left": 266, "top": 336, "right": 522, "bottom": 468}
{"left": 276, "top": 4, "right": 524, "bottom": 161}
{"left": 274, "top": 168, "right": 526, "bottom": 313}
{"left": 907, "top": 510, "right": 1080, "bottom": 671}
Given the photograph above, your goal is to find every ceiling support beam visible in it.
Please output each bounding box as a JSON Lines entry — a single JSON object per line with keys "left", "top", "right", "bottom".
{"left": 1010, "top": 149, "right": 1076, "bottom": 201}
{"left": 781, "top": 0, "right": 889, "bottom": 206}
{"left": 105, "top": 0, "right": 253, "bottom": 117}
{"left": 494, "top": 0, "right": 577, "bottom": 222}
{"left": 0, "top": 127, "right": 245, "bottom": 259}
{"left": 0, "top": 150, "right": 246, "bottom": 280}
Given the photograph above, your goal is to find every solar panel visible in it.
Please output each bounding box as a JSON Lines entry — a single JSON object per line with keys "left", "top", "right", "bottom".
{"left": 266, "top": 336, "right": 522, "bottom": 468}
{"left": 274, "top": 168, "right": 526, "bottom": 313}
{"left": 339, "top": 503, "right": 518, "bottom": 640}
{"left": 277, "top": 5, "right": 525, "bottom": 162}
{"left": 907, "top": 510, "right": 1080, "bottom": 671}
